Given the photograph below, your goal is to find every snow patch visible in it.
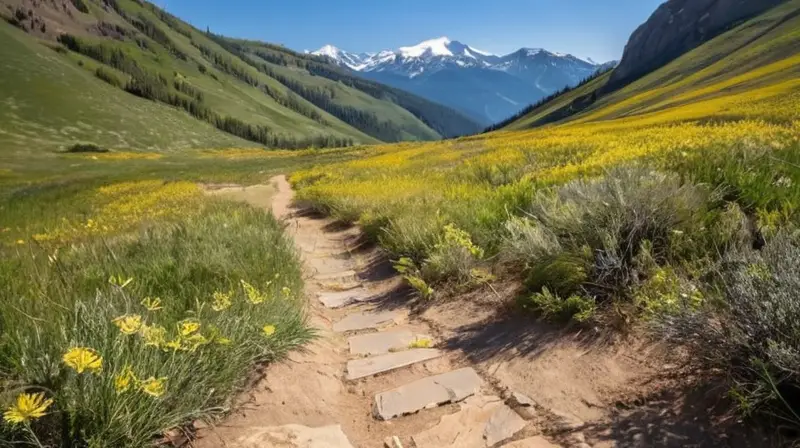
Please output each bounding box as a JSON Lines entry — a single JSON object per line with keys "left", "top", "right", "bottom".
{"left": 467, "top": 45, "right": 494, "bottom": 56}
{"left": 399, "top": 36, "right": 453, "bottom": 58}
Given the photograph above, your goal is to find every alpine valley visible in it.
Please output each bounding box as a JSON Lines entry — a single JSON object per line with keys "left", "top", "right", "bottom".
{"left": 313, "top": 37, "right": 615, "bottom": 125}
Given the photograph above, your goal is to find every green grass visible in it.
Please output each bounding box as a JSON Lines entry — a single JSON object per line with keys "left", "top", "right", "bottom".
{"left": 0, "top": 198, "right": 312, "bottom": 446}
{"left": 0, "top": 139, "right": 362, "bottom": 445}
{"left": 0, "top": 23, "right": 248, "bottom": 164}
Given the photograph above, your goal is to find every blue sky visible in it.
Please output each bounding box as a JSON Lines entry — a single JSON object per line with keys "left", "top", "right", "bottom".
{"left": 162, "top": 0, "right": 664, "bottom": 62}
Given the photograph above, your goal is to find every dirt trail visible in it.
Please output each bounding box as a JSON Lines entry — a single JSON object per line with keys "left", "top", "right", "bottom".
{"left": 196, "top": 176, "right": 743, "bottom": 448}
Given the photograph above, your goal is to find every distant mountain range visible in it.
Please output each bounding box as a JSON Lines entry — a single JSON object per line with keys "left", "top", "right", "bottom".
{"left": 312, "top": 37, "right": 616, "bottom": 125}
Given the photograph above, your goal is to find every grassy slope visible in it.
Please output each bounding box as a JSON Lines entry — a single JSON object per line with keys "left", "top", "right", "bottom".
{"left": 0, "top": 22, "right": 250, "bottom": 165}
{"left": 230, "top": 38, "right": 481, "bottom": 139}
{"left": 504, "top": 0, "right": 800, "bottom": 130}
{"left": 251, "top": 59, "right": 440, "bottom": 141}
{"left": 0, "top": 0, "right": 478, "bottom": 157}
{"left": 109, "top": 0, "right": 379, "bottom": 143}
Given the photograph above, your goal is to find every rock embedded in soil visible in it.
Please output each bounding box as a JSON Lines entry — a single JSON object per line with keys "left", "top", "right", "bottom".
{"left": 315, "top": 270, "right": 359, "bottom": 283}
{"left": 411, "top": 395, "right": 526, "bottom": 448}
{"left": 346, "top": 348, "right": 442, "bottom": 380}
{"left": 333, "top": 311, "right": 402, "bottom": 332}
{"left": 233, "top": 424, "right": 354, "bottom": 448}
{"left": 317, "top": 289, "right": 372, "bottom": 308}
{"left": 484, "top": 404, "right": 528, "bottom": 446}
{"left": 509, "top": 391, "right": 536, "bottom": 407}
{"left": 348, "top": 329, "right": 417, "bottom": 355}
{"left": 374, "top": 367, "right": 483, "bottom": 420}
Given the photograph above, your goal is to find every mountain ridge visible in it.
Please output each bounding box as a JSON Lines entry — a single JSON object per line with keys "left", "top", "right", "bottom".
{"left": 0, "top": 0, "right": 481, "bottom": 156}
{"left": 311, "top": 37, "right": 614, "bottom": 125}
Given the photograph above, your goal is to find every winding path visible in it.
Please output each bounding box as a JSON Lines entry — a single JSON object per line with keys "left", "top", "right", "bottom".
{"left": 196, "top": 175, "right": 566, "bottom": 448}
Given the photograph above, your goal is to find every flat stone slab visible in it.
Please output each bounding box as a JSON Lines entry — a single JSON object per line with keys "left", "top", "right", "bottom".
{"left": 346, "top": 348, "right": 442, "bottom": 380}
{"left": 374, "top": 367, "right": 483, "bottom": 420}
{"left": 504, "top": 437, "right": 562, "bottom": 448}
{"left": 233, "top": 424, "right": 353, "bottom": 448}
{"left": 349, "top": 329, "right": 423, "bottom": 355}
{"left": 484, "top": 403, "right": 527, "bottom": 446}
{"left": 412, "top": 395, "right": 526, "bottom": 448}
{"left": 333, "top": 311, "right": 401, "bottom": 333}
{"left": 318, "top": 289, "right": 372, "bottom": 308}
{"left": 315, "top": 270, "right": 358, "bottom": 282}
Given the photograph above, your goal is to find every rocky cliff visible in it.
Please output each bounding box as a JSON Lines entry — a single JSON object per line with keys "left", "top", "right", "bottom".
{"left": 609, "top": 0, "right": 786, "bottom": 88}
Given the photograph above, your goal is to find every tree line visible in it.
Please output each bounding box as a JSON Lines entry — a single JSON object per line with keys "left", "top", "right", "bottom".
{"left": 57, "top": 34, "right": 352, "bottom": 149}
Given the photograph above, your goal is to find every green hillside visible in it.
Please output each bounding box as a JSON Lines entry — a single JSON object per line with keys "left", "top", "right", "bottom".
{"left": 503, "top": 0, "right": 800, "bottom": 130}
{"left": 0, "top": 0, "right": 480, "bottom": 157}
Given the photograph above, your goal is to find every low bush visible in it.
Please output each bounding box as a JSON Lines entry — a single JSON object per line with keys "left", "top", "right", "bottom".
{"left": 520, "top": 287, "right": 596, "bottom": 323}
{"left": 663, "top": 230, "right": 800, "bottom": 427}
{"left": 519, "top": 167, "right": 718, "bottom": 298}
{"left": 0, "top": 201, "right": 311, "bottom": 446}
{"left": 420, "top": 224, "right": 485, "bottom": 284}
{"left": 65, "top": 143, "right": 109, "bottom": 153}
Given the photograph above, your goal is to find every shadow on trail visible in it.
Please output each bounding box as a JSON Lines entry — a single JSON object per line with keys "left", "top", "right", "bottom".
{"left": 440, "top": 311, "right": 607, "bottom": 364}
{"left": 578, "top": 381, "right": 779, "bottom": 448}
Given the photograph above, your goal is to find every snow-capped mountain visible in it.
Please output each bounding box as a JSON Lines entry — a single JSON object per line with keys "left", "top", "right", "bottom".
{"left": 310, "top": 45, "right": 372, "bottom": 70}
{"left": 312, "top": 37, "right": 612, "bottom": 125}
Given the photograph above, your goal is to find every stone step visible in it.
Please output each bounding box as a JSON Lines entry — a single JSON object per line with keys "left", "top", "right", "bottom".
{"left": 315, "top": 270, "right": 358, "bottom": 283}
{"left": 318, "top": 288, "right": 373, "bottom": 309}
{"left": 346, "top": 348, "right": 442, "bottom": 380}
{"left": 231, "top": 424, "right": 353, "bottom": 448}
{"left": 332, "top": 311, "right": 402, "bottom": 333}
{"left": 374, "top": 367, "right": 483, "bottom": 420}
{"left": 412, "top": 395, "right": 527, "bottom": 448}
{"left": 348, "top": 329, "right": 432, "bottom": 356}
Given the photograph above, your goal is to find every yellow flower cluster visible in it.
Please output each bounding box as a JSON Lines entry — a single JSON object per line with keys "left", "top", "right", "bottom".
{"left": 65, "top": 151, "right": 163, "bottom": 161}
{"left": 113, "top": 365, "right": 167, "bottom": 398}
{"left": 29, "top": 181, "right": 202, "bottom": 244}
{"left": 292, "top": 75, "right": 799, "bottom": 234}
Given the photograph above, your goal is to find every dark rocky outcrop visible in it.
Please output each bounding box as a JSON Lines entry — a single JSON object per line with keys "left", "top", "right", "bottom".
{"left": 608, "top": 0, "right": 786, "bottom": 90}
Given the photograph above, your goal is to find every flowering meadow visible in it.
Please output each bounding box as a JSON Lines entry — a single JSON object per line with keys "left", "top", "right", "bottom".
{"left": 0, "top": 179, "right": 312, "bottom": 446}
{"left": 291, "top": 47, "right": 800, "bottom": 424}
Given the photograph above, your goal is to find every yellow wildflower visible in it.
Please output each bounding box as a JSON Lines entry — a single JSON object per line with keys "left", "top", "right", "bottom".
{"left": 15, "top": 240, "right": 24, "bottom": 245}
{"left": 241, "top": 280, "right": 267, "bottom": 304}
{"left": 408, "top": 338, "right": 434, "bottom": 349}
{"left": 178, "top": 319, "right": 201, "bottom": 336}
{"left": 216, "top": 336, "right": 232, "bottom": 346}
{"left": 211, "top": 290, "right": 232, "bottom": 311}
{"left": 281, "top": 286, "right": 291, "bottom": 297}
{"left": 62, "top": 347, "right": 103, "bottom": 374}
{"left": 139, "top": 377, "right": 167, "bottom": 398}
{"left": 163, "top": 337, "right": 184, "bottom": 352}
{"left": 114, "top": 365, "right": 137, "bottom": 394}
{"left": 262, "top": 325, "right": 276, "bottom": 337}
{"left": 112, "top": 314, "right": 142, "bottom": 335}
{"left": 3, "top": 392, "right": 53, "bottom": 424}
{"left": 108, "top": 275, "right": 133, "bottom": 289}
{"left": 140, "top": 297, "right": 163, "bottom": 312}
{"left": 141, "top": 325, "right": 167, "bottom": 348}
{"left": 183, "top": 334, "right": 209, "bottom": 351}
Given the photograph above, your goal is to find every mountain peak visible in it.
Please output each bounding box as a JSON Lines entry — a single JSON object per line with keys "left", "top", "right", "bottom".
{"left": 314, "top": 44, "right": 341, "bottom": 58}
{"left": 399, "top": 36, "right": 453, "bottom": 57}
